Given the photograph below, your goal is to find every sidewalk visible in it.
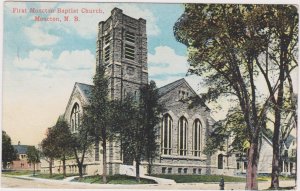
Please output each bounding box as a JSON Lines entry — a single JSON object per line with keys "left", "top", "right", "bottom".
{"left": 2, "top": 174, "right": 296, "bottom": 190}
{"left": 141, "top": 174, "right": 176, "bottom": 185}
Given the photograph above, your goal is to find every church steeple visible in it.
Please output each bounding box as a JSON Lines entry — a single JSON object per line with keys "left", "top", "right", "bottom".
{"left": 96, "top": 8, "right": 148, "bottom": 100}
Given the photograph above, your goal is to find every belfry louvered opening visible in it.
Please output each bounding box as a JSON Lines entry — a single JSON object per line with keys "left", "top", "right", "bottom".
{"left": 125, "top": 31, "right": 135, "bottom": 43}
{"left": 105, "top": 46, "right": 110, "bottom": 62}
{"left": 104, "top": 33, "right": 110, "bottom": 44}
{"left": 125, "top": 44, "right": 135, "bottom": 60}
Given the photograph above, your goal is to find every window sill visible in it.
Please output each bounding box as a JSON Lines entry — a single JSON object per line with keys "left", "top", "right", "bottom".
{"left": 160, "top": 155, "right": 207, "bottom": 161}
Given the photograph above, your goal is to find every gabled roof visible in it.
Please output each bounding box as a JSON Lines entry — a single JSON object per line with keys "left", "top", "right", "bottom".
{"left": 262, "top": 134, "right": 273, "bottom": 146}
{"left": 63, "top": 82, "right": 93, "bottom": 119}
{"left": 76, "top": 82, "right": 93, "bottom": 102}
{"left": 285, "top": 134, "right": 296, "bottom": 149}
{"left": 13, "top": 145, "right": 29, "bottom": 154}
{"left": 157, "top": 78, "right": 210, "bottom": 111}
{"left": 157, "top": 78, "right": 197, "bottom": 97}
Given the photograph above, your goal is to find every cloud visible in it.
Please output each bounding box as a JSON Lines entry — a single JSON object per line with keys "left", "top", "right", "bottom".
{"left": 148, "top": 46, "right": 189, "bottom": 86}
{"left": 13, "top": 49, "right": 53, "bottom": 70}
{"left": 119, "top": 4, "right": 160, "bottom": 36}
{"left": 55, "top": 50, "right": 95, "bottom": 70}
{"left": 13, "top": 49, "right": 94, "bottom": 72}
{"left": 24, "top": 24, "right": 60, "bottom": 46}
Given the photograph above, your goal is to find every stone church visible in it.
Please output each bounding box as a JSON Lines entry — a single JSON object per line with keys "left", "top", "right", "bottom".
{"left": 41, "top": 8, "right": 281, "bottom": 176}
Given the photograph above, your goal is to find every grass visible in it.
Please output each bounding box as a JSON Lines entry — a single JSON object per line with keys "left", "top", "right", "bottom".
{"left": 2, "top": 170, "right": 34, "bottom": 176}
{"left": 73, "top": 175, "right": 157, "bottom": 184}
{"left": 152, "top": 174, "right": 246, "bottom": 183}
{"left": 257, "top": 175, "right": 296, "bottom": 181}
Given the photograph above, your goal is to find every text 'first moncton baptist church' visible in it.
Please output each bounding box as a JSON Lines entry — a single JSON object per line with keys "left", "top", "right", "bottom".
{"left": 40, "top": 7, "right": 295, "bottom": 176}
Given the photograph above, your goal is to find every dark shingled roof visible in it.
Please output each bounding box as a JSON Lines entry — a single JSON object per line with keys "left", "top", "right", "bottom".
{"left": 285, "top": 134, "right": 296, "bottom": 149}
{"left": 158, "top": 78, "right": 189, "bottom": 97}
{"left": 76, "top": 82, "right": 93, "bottom": 102}
{"left": 76, "top": 79, "right": 195, "bottom": 101}
{"left": 13, "top": 145, "right": 29, "bottom": 154}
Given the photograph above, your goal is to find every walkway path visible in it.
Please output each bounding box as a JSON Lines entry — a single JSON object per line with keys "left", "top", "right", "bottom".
{"left": 141, "top": 174, "right": 176, "bottom": 184}
{"left": 2, "top": 175, "right": 296, "bottom": 190}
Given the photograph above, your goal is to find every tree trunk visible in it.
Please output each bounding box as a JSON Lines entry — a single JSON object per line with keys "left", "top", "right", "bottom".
{"left": 270, "top": 105, "right": 282, "bottom": 189}
{"left": 78, "top": 163, "right": 83, "bottom": 178}
{"left": 62, "top": 156, "right": 66, "bottom": 178}
{"left": 102, "top": 135, "right": 107, "bottom": 184}
{"left": 3, "top": 162, "right": 7, "bottom": 169}
{"left": 136, "top": 160, "right": 140, "bottom": 182}
{"left": 147, "top": 159, "right": 152, "bottom": 175}
{"left": 245, "top": 142, "right": 259, "bottom": 190}
{"left": 49, "top": 160, "right": 53, "bottom": 177}
{"left": 33, "top": 163, "right": 36, "bottom": 176}
{"left": 271, "top": 34, "right": 286, "bottom": 189}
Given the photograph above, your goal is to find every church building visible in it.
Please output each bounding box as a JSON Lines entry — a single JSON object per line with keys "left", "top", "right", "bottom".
{"left": 41, "top": 7, "right": 242, "bottom": 176}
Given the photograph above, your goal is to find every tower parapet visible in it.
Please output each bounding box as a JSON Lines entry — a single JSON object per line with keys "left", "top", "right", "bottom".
{"left": 96, "top": 7, "right": 148, "bottom": 100}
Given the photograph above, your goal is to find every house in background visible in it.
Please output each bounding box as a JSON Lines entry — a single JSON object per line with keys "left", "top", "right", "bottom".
{"left": 281, "top": 135, "right": 297, "bottom": 175}
{"left": 8, "top": 142, "right": 41, "bottom": 171}
{"left": 235, "top": 134, "right": 297, "bottom": 176}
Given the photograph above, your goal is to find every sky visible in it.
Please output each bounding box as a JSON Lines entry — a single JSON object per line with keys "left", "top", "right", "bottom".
{"left": 3, "top": 2, "right": 205, "bottom": 145}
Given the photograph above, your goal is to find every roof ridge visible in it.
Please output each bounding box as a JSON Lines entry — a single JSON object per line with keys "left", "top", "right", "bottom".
{"left": 75, "top": 82, "right": 94, "bottom": 86}
{"left": 157, "top": 78, "right": 185, "bottom": 90}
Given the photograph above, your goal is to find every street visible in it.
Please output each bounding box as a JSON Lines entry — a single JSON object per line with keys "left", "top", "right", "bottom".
{"left": 1, "top": 175, "right": 296, "bottom": 190}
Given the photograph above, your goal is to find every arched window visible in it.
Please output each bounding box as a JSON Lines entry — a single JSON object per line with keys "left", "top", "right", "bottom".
{"left": 218, "top": 154, "right": 223, "bottom": 169}
{"left": 193, "top": 119, "right": 202, "bottom": 157}
{"left": 178, "top": 117, "right": 188, "bottom": 156}
{"left": 161, "top": 114, "right": 172, "bottom": 155}
{"left": 71, "top": 103, "right": 80, "bottom": 133}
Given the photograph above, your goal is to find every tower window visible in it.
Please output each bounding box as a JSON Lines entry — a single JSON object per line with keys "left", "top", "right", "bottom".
{"left": 105, "top": 46, "right": 110, "bottom": 62}
{"left": 125, "top": 44, "right": 135, "bottom": 60}
{"left": 125, "top": 31, "right": 135, "bottom": 43}
{"left": 104, "top": 33, "right": 110, "bottom": 44}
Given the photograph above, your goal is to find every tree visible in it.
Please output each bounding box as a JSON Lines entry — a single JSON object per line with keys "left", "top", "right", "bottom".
{"left": 140, "top": 81, "right": 164, "bottom": 176}
{"left": 27, "top": 146, "right": 40, "bottom": 176}
{"left": 173, "top": 4, "right": 297, "bottom": 189}
{"left": 203, "top": 108, "right": 249, "bottom": 156}
{"left": 115, "top": 81, "right": 163, "bottom": 181}
{"left": 86, "top": 64, "right": 112, "bottom": 183}
{"left": 70, "top": 112, "right": 94, "bottom": 178}
{"left": 51, "top": 119, "right": 74, "bottom": 178}
{"left": 2, "top": 131, "right": 17, "bottom": 169}
{"left": 41, "top": 128, "right": 60, "bottom": 177}
{"left": 258, "top": 6, "right": 298, "bottom": 189}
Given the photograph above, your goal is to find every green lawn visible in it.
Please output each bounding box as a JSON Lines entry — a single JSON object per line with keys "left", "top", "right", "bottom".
{"left": 2, "top": 170, "right": 34, "bottom": 176}
{"left": 257, "top": 175, "right": 296, "bottom": 181}
{"left": 152, "top": 174, "right": 246, "bottom": 183}
{"left": 73, "top": 175, "right": 157, "bottom": 184}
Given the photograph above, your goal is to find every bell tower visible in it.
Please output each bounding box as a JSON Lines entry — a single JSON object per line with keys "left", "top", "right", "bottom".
{"left": 96, "top": 7, "right": 148, "bottom": 100}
